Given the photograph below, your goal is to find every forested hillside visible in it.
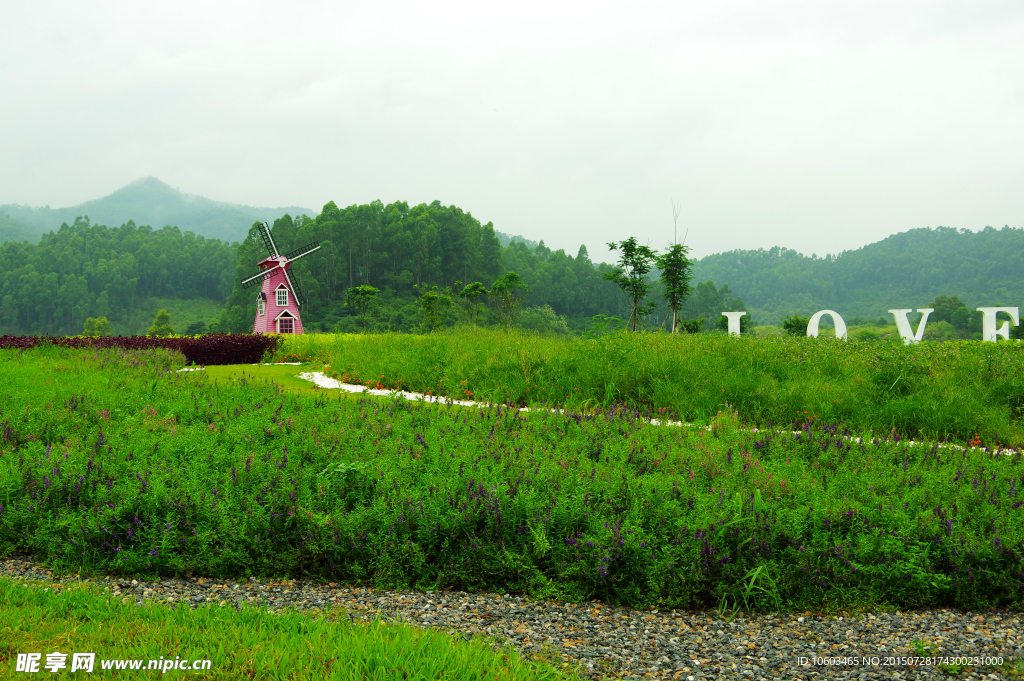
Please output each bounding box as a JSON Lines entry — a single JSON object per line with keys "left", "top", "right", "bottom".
{"left": 0, "top": 211, "right": 34, "bottom": 244}
{"left": 0, "top": 177, "right": 313, "bottom": 245}
{"left": 691, "top": 226, "right": 1024, "bottom": 324}
{"left": 3, "top": 189, "right": 1022, "bottom": 337}
{"left": 0, "top": 200, "right": 629, "bottom": 337}
{"left": 217, "top": 201, "right": 627, "bottom": 333}
{"left": 0, "top": 217, "right": 235, "bottom": 335}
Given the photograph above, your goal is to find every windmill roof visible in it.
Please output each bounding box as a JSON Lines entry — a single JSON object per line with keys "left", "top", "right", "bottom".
{"left": 273, "top": 309, "right": 296, "bottom": 320}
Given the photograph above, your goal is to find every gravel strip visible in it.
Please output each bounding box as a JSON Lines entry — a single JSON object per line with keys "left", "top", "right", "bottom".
{"left": 4, "top": 555, "right": 1021, "bottom": 680}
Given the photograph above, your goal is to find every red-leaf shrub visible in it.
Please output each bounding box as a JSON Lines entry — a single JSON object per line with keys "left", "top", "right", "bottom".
{"left": 0, "top": 334, "right": 284, "bottom": 365}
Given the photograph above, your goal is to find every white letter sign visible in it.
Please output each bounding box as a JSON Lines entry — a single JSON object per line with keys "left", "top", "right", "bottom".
{"left": 888, "top": 308, "right": 934, "bottom": 345}
{"left": 721, "top": 311, "right": 746, "bottom": 336}
{"left": 807, "top": 310, "right": 847, "bottom": 339}
{"left": 977, "top": 307, "right": 1019, "bottom": 342}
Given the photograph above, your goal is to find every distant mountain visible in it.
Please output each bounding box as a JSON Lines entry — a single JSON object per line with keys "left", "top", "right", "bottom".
{"left": 0, "top": 177, "right": 315, "bottom": 244}
{"left": 494, "top": 230, "right": 539, "bottom": 250}
{"left": 0, "top": 211, "right": 35, "bottom": 244}
{"left": 690, "top": 225, "right": 1024, "bottom": 324}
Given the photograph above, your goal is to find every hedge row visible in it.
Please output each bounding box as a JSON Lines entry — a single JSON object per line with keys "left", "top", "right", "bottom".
{"left": 0, "top": 334, "right": 284, "bottom": 365}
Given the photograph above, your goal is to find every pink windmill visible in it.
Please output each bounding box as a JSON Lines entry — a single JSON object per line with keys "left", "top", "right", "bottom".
{"left": 241, "top": 222, "right": 321, "bottom": 334}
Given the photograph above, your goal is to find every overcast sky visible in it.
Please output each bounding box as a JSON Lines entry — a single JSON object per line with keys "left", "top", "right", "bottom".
{"left": 2, "top": 0, "right": 1022, "bottom": 260}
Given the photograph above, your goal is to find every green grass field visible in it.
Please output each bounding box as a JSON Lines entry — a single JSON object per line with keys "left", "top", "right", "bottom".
{"left": 1, "top": 578, "right": 565, "bottom": 680}
{"left": 275, "top": 328, "right": 1024, "bottom": 446}
{"left": 202, "top": 363, "right": 327, "bottom": 396}
{"left": 2, "top": 343, "right": 1022, "bottom": 613}
{"left": 3, "top": 338, "right": 1024, "bottom": 678}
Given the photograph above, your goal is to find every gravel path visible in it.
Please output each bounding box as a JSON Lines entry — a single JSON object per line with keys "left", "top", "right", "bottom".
{"left": 4, "top": 555, "right": 1020, "bottom": 680}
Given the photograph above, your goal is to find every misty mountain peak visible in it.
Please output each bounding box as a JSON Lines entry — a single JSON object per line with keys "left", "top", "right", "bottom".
{"left": 0, "top": 180, "right": 315, "bottom": 244}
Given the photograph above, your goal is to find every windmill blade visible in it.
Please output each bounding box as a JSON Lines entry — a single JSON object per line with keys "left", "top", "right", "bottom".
{"left": 241, "top": 264, "right": 281, "bottom": 288}
{"left": 256, "top": 221, "right": 280, "bottom": 257}
{"left": 281, "top": 267, "right": 307, "bottom": 307}
{"left": 284, "top": 241, "right": 321, "bottom": 262}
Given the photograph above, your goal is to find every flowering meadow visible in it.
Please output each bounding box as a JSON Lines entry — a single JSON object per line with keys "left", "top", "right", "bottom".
{"left": 1, "top": 344, "right": 1023, "bottom": 612}
{"left": 276, "top": 328, "right": 1024, "bottom": 446}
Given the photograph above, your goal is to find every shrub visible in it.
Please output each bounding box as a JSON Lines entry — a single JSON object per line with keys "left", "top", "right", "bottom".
{"left": 517, "top": 305, "right": 570, "bottom": 335}
{"left": 0, "top": 333, "right": 283, "bottom": 365}
{"left": 82, "top": 317, "right": 112, "bottom": 337}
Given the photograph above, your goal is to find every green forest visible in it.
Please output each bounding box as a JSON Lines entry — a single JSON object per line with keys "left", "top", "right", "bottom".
{"left": 693, "top": 225, "right": 1024, "bottom": 324}
{"left": 216, "top": 201, "right": 628, "bottom": 334}
{"left": 1, "top": 191, "right": 1022, "bottom": 337}
{"left": 0, "top": 217, "right": 235, "bottom": 335}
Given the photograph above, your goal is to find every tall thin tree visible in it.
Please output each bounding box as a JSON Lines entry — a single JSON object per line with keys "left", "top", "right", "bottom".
{"left": 603, "top": 238, "right": 658, "bottom": 332}
{"left": 658, "top": 200, "right": 693, "bottom": 332}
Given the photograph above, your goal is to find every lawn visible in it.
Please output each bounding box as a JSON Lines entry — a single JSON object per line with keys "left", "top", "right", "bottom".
{"left": 202, "top": 363, "right": 328, "bottom": 396}
{"left": 1, "top": 578, "right": 564, "bottom": 680}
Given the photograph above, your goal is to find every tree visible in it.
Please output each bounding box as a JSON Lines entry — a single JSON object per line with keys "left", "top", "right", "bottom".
{"left": 679, "top": 318, "right": 704, "bottom": 334}
{"left": 928, "top": 295, "right": 968, "bottom": 324}
{"left": 345, "top": 285, "right": 380, "bottom": 331}
{"left": 927, "top": 295, "right": 984, "bottom": 340}
{"left": 414, "top": 283, "right": 454, "bottom": 332}
{"left": 82, "top": 316, "right": 111, "bottom": 337}
{"left": 656, "top": 243, "right": 693, "bottom": 333}
{"left": 603, "top": 238, "right": 658, "bottom": 332}
{"left": 148, "top": 309, "right": 174, "bottom": 337}
{"left": 458, "top": 281, "right": 489, "bottom": 325}
{"left": 682, "top": 280, "right": 746, "bottom": 331}
{"left": 950, "top": 307, "right": 970, "bottom": 330}
{"left": 491, "top": 271, "right": 530, "bottom": 329}
{"left": 781, "top": 314, "right": 809, "bottom": 336}
{"left": 184, "top": 321, "right": 207, "bottom": 335}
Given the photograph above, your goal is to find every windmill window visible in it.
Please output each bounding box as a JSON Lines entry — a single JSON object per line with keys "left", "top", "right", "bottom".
{"left": 278, "top": 317, "right": 294, "bottom": 334}
{"left": 276, "top": 288, "right": 288, "bottom": 307}
{"left": 257, "top": 298, "right": 265, "bottom": 316}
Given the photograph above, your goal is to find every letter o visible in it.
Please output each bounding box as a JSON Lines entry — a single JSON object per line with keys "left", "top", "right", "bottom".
{"left": 807, "top": 310, "right": 847, "bottom": 340}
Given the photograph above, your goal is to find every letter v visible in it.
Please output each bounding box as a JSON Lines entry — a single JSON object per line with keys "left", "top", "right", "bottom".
{"left": 888, "top": 308, "right": 934, "bottom": 345}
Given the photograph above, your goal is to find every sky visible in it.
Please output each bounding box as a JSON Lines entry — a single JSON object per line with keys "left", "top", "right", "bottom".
{"left": 1, "top": 0, "right": 1022, "bottom": 260}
